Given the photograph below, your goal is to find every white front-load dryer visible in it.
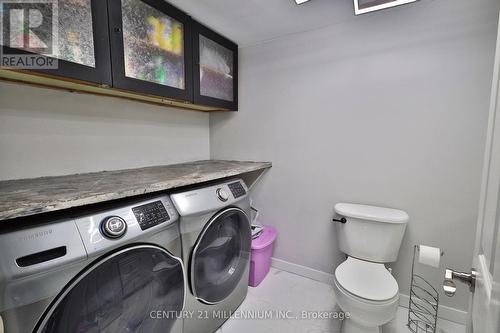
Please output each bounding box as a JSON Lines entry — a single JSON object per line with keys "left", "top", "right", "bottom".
{"left": 170, "top": 179, "right": 252, "bottom": 333}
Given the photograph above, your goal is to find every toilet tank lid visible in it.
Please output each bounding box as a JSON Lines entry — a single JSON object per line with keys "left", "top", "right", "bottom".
{"left": 334, "top": 203, "right": 409, "bottom": 224}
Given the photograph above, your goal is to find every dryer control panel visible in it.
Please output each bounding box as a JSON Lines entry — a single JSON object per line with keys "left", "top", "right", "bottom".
{"left": 170, "top": 179, "right": 249, "bottom": 217}
{"left": 228, "top": 181, "right": 246, "bottom": 198}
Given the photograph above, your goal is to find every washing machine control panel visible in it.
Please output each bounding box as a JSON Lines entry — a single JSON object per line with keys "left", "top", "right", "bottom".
{"left": 75, "top": 196, "right": 178, "bottom": 255}
{"left": 132, "top": 200, "right": 170, "bottom": 231}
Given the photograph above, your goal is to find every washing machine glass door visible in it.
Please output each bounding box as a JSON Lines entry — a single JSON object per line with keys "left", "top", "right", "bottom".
{"left": 191, "top": 207, "right": 251, "bottom": 304}
{"left": 35, "top": 245, "right": 185, "bottom": 333}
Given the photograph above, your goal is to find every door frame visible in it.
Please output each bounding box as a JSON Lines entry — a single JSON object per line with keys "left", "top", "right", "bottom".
{"left": 468, "top": 12, "right": 500, "bottom": 333}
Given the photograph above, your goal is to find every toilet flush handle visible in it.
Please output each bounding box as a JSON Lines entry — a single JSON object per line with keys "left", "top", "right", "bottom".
{"left": 332, "top": 217, "right": 347, "bottom": 224}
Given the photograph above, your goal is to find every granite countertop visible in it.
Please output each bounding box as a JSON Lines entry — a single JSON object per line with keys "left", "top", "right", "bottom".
{"left": 0, "top": 160, "right": 272, "bottom": 221}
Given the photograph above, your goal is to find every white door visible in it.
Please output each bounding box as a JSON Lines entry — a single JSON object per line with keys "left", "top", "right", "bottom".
{"left": 465, "top": 13, "right": 500, "bottom": 333}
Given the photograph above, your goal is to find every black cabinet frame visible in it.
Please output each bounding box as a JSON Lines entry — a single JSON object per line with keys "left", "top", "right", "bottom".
{"left": 1, "top": 0, "right": 112, "bottom": 86}
{"left": 1, "top": 0, "right": 238, "bottom": 111}
{"left": 192, "top": 21, "right": 238, "bottom": 111}
{"left": 107, "top": 0, "right": 193, "bottom": 102}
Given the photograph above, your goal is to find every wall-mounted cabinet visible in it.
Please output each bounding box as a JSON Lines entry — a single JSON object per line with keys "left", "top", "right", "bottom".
{"left": 1, "top": 0, "right": 112, "bottom": 85}
{"left": 108, "top": 0, "right": 193, "bottom": 101}
{"left": 0, "top": 0, "right": 237, "bottom": 111}
{"left": 193, "top": 21, "right": 238, "bottom": 111}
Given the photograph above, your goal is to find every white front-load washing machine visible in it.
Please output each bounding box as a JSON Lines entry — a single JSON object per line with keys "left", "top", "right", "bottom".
{"left": 0, "top": 195, "right": 186, "bottom": 333}
{"left": 170, "top": 179, "right": 252, "bottom": 333}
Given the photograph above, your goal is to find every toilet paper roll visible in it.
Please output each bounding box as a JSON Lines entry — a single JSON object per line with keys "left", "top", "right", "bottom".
{"left": 418, "top": 245, "right": 441, "bottom": 268}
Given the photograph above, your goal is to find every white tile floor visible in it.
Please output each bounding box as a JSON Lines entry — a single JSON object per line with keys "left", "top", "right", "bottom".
{"left": 217, "top": 268, "right": 465, "bottom": 333}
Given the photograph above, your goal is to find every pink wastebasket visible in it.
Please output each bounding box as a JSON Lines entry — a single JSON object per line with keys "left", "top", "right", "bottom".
{"left": 249, "top": 226, "right": 277, "bottom": 287}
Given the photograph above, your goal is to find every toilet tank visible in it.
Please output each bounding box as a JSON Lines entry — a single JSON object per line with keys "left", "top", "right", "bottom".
{"left": 334, "top": 203, "right": 409, "bottom": 263}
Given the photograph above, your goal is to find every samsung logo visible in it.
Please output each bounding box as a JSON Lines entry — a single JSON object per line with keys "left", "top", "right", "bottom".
{"left": 20, "top": 229, "right": 53, "bottom": 241}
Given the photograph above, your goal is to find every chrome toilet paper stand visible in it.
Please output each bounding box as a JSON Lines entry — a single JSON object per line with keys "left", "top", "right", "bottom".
{"left": 407, "top": 245, "right": 441, "bottom": 333}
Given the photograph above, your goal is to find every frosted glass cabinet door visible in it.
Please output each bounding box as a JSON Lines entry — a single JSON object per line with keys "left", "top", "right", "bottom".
{"left": 193, "top": 21, "right": 238, "bottom": 111}
{"left": 0, "top": 0, "right": 112, "bottom": 85}
{"left": 55, "top": 0, "right": 95, "bottom": 67}
{"left": 108, "top": 0, "right": 193, "bottom": 101}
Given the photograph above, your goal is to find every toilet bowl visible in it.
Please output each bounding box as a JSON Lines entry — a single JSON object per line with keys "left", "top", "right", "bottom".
{"left": 333, "top": 257, "right": 399, "bottom": 333}
{"left": 333, "top": 203, "right": 409, "bottom": 333}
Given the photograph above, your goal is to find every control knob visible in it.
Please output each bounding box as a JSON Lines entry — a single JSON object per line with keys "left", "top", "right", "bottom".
{"left": 216, "top": 188, "right": 229, "bottom": 202}
{"left": 101, "top": 216, "right": 127, "bottom": 239}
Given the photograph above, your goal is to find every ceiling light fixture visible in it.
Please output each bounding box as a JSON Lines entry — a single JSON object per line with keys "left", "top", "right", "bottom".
{"left": 294, "top": 0, "right": 311, "bottom": 4}
{"left": 353, "top": 0, "right": 418, "bottom": 15}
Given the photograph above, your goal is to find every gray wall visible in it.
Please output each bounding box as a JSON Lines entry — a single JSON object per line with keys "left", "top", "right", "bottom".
{"left": 0, "top": 82, "right": 210, "bottom": 180}
{"left": 210, "top": 0, "right": 499, "bottom": 311}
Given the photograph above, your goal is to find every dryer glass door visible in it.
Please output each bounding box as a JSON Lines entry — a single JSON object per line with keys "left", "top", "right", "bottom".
{"left": 35, "top": 245, "right": 185, "bottom": 333}
{"left": 191, "top": 208, "right": 251, "bottom": 304}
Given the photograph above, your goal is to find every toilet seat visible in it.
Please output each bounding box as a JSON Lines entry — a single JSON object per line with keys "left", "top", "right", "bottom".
{"left": 335, "top": 257, "right": 398, "bottom": 302}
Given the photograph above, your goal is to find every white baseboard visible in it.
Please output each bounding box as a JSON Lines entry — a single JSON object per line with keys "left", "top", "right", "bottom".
{"left": 270, "top": 257, "right": 467, "bottom": 325}
{"left": 270, "top": 257, "right": 335, "bottom": 284}
{"left": 399, "top": 294, "right": 467, "bottom": 325}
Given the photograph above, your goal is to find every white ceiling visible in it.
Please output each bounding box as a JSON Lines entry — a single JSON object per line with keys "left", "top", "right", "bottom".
{"left": 167, "top": 0, "right": 356, "bottom": 47}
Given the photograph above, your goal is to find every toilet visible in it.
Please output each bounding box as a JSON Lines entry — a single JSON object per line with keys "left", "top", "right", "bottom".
{"left": 333, "top": 203, "right": 409, "bottom": 333}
